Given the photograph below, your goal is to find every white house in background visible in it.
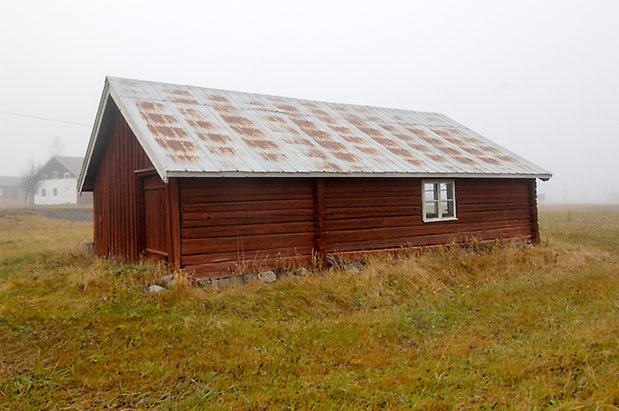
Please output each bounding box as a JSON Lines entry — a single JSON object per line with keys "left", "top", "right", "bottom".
{"left": 34, "top": 156, "right": 92, "bottom": 206}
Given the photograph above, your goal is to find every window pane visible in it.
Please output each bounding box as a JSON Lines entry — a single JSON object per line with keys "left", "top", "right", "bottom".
{"left": 439, "top": 182, "right": 454, "bottom": 201}
{"left": 444, "top": 182, "right": 454, "bottom": 200}
{"left": 424, "top": 183, "right": 438, "bottom": 201}
{"left": 441, "top": 200, "right": 455, "bottom": 218}
{"left": 425, "top": 202, "right": 438, "bottom": 219}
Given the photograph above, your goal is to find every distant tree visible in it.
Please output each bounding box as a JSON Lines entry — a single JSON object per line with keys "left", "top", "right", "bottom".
{"left": 48, "top": 136, "right": 65, "bottom": 158}
{"left": 21, "top": 159, "right": 42, "bottom": 208}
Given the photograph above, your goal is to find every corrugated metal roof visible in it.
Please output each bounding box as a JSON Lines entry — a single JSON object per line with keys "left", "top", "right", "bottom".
{"left": 79, "top": 77, "right": 551, "bottom": 190}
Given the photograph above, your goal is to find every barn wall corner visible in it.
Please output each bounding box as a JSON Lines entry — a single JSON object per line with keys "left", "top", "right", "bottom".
{"left": 167, "top": 178, "right": 182, "bottom": 271}
{"left": 528, "top": 179, "right": 540, "bottom": 245}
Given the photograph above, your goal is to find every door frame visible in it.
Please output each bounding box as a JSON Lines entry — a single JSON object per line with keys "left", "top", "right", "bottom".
{"left": 135, "top": 168, "right": 168, "bottom": 261}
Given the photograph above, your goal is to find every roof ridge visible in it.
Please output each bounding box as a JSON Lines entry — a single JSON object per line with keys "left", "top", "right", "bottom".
{"left": 107, "top": 76, "right": 443, "bottom": 116}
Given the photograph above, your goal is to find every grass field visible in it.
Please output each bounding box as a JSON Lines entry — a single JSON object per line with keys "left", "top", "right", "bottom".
{"left": 1, "top": 207, "right": 618, "bottom": 409}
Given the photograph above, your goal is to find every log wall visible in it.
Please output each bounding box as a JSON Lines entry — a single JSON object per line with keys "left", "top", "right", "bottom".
{"left": 323, "top": 178, "right": 535, "bottom": 254}
{"left": 179, "top": 178, "right": 316, "bottom": 276}
{"left": 178, "top": 177, "right": 537, "bottom": 279}
{"left": 92, "top": 104, "right": 155, "bottom": 262}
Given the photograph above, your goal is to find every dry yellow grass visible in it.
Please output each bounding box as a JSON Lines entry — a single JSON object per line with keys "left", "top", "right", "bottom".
{"left": 0, "top": 206, "right": 618, "bottom": 408}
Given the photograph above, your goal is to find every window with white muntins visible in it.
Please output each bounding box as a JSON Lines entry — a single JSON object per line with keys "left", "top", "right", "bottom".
{"left": 422, "top": 180, "right": 456, "bottom": 222}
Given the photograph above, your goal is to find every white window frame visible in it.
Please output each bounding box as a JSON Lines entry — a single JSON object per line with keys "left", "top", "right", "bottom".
{"left": 422, "top": 179, "right": 457, "bottom": 222}
{"left": 41, "top": 188, "right": 46, "bottom": 197}
{"left": 64, "top": 172, "right": 71, "bottom": 179}
{"left": 52, "top": 171, "right": 59, "bottom": 179}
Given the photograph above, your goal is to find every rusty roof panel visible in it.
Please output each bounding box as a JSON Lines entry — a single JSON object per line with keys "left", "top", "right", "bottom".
{"left": 92, "top": 77, "right": 552, "bottom": 182}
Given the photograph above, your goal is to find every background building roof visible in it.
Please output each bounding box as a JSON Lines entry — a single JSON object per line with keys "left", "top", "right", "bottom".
{"left": 0, "top": 176, "right": 23, "bottom": 187}
{"left": 54, "top": 156, "right": 84, "bottom": 176}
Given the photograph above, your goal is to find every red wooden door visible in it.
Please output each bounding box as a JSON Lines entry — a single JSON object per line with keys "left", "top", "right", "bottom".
{"left": 139, "top": 174, "right": 168, "bottom": 261}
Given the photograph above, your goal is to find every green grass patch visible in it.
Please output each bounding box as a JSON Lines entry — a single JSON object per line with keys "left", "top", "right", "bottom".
{"left": 0, "top": 207, "right": 618, "bottom": 408}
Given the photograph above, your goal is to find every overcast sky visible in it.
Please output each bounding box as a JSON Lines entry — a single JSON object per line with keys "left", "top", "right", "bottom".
{"left": 1, "top": 0, "right": 618, "bottom": 203}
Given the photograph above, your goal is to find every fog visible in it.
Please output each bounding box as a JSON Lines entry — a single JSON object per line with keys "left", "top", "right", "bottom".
{"left": 1, "top": 0, "right": 618, "bottom": 203}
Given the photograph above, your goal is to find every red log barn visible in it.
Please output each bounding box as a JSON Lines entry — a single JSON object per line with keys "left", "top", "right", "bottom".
{"left": 78, "top": 77, "right": 552, "bottom": 280}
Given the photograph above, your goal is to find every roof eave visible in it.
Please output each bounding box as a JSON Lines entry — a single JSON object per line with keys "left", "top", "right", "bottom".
{"left": 78, "top": 78, "right": 170, "bottom": 193}
{"left": 78, "top": 79, "right": 111, "bottom": 193}
{"left": 166, "top": 170, "right": 553, "bottom": 180}
{"left": 107, "top": 84, "right": 170, "bottom": 184}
